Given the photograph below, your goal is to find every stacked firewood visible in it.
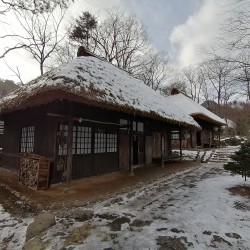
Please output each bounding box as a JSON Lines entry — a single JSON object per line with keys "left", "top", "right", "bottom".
{"left": 19, "top": 154, "right": 50, "bottom": 190}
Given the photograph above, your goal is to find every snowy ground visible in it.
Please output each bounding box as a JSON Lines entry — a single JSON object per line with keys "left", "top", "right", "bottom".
{"left": 0, "top": 206, "right": 32, "bottom": 250}
{"left": 1, "top": 147, "right": 250, "bottom": 250}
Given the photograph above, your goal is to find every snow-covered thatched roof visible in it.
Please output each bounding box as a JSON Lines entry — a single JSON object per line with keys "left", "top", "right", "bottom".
{"left": 166, "top": 93, "right": 226, "bottom": 126}
{"left": 0, "top": 56, "right": 199, "bottom": 128}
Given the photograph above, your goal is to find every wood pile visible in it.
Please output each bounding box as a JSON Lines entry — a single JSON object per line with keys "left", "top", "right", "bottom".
{"left": 19, "top": 153, "right": 50, "bottom": 190}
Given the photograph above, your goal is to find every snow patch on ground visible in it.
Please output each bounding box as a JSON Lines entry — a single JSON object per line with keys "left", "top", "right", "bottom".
{"left": 0, "top": 205, "right": 32, "bottom": 250}
{"left": 1, "top": 147, "right": 249, "bottom": 249}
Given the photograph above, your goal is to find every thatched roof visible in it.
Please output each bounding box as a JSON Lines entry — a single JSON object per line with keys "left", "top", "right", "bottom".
{"left": 166, "top": 93, "right": 226, "bottom": 126}
{"left": 0, "top": 56, "right": 199, "bottom": 128}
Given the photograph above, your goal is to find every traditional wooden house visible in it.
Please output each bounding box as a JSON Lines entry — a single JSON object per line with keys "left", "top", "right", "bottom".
{"left": 0, "top": 50, "right": 199, "bottom": 185}
{"left": 166, "top": 91, "right": 225, "bottom": 149}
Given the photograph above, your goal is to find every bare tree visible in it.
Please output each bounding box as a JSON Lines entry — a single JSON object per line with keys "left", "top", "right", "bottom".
{"left": 69, "top": 8, "right": 150, "bottom": 74}
{"left": 201, "top": 57, "right": 236, "bottom": 114}
{"left": 0, "top": 0, "right": 70, "bottom": 15}
{"left": 68, "top": 8, "right": 173, "bottom": 90}
{"left": 0, "top": 0, "right": 71, "bottom": 64}
{"left": 134, "top": 51, "right": 170, "bottom": 91}
{"left": 239, "top": 63, "right": 250, "bottom": 100}
{"left": 3, "top": 58, "right": 23, "bottom": 84}
{"left": 223, "top": 0, "right": 250, "bottom": 52}
{"left": 49, "top": 40, "right": 75, "bottom": 68}
{"left": 182, "top": 65, "right": 205, "bottom": 103}
{"left": 1, "top": 7, "right": 67, "bottom": 75}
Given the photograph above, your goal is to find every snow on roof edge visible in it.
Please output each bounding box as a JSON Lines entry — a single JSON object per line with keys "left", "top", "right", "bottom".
{"left": 0, "top": 56, "right": 200, "bottom": 128}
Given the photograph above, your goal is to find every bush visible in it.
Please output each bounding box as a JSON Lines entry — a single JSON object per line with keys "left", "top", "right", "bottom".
{"left": 224, "top": 143, "right": 250, "bottom": 181}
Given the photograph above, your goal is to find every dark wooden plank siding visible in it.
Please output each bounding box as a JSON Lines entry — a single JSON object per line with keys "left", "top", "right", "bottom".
{"left": 34, "top": 117, "right": 57, "bottom": 158}
{"left": 93, "top": 153, "right": 118, "bottom": 175}
{"left": 1, "top": 115, "right": 21, "bottom": 170}
{"left": 0, "top": 121, "right": 4, "bottom": 148}
{"left": 152, "top": 132, "right": 161, "bottom": 158}
{"left": 145, "top": 136, "right": 152, "bottom": 165}
{"left": 72, "top": 155, "right": 93, "bottom": 179}
{"left": 0, "top": 100, "right": 176, "bottom": 182}
{"left": 119, "top": 134, "right": 129, "bottom": 170}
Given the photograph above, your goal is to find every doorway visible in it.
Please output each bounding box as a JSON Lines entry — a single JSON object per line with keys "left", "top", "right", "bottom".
{"left": 133, "top": 135, "right": 144, "bottom": 165}
{"left": 196, "top": 132, "right": 201, "bottom": 147}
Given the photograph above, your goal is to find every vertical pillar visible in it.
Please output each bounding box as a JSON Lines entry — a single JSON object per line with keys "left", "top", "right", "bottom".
{"left": 66, "top": 105, "right": 73, "bottom": 188}
{"left": 161, "top": 132, "right": 164, "bottom": 167}
{"left": 218, "top": 128, "right": 221, "bottom": 148}
{"left": 179, "top": 126, "right": 182, "bottom": 162}
{"left": 129, "top": 118, "right": 134, "bottom": 176}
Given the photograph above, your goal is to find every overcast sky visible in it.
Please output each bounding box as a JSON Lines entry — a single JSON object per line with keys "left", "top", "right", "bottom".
{"left": 0, "top": 0, "right": 229, "bottom": 84}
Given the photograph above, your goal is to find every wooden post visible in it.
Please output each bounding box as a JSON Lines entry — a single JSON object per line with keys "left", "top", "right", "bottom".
{"left": 179, "top": 126, "right": 182, "bottom": 162}
{"left": 129, "top": 118, "right": 134, "bottom": 176}
{"left": 218, "top": 128, "right": 221, "bottom": 148}
{"left": 161, "top": 130, "right": 164, "bottom": 168}
{"left": 65, "top": 105, "right": 73, "bottom": 188}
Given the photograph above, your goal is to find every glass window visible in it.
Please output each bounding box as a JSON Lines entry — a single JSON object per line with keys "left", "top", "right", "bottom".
{"left": 73, "top": 126, "right": 92, "bottom": 155}
{"left": 20, "top": 126, "right": 35, "bottom": 153}
{"left": 94, "top": 132, "right": 106, "bottom": 153}
{"left": 94, "top": 131, "right": 117, "bottom": 153}
{"left": 171, "top": 131, "right": 180, "bottom": 140}
{"left": 0, "top": 121, "right": 4, "bottom": 135}
{"left": 107, "top": 134, "right": 117, "bottom": 152}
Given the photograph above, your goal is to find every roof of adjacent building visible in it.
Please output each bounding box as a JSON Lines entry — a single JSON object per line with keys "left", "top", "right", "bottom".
{"left": 0, "top": 56, "right": 200, "bottom": 128}
{"left": 166, "top": 93, "right": 226, "bottom": 126}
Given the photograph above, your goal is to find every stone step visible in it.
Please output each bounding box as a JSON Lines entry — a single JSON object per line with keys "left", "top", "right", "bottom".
{"left": 209, "top": 160, "right": 228, "bottom": 163}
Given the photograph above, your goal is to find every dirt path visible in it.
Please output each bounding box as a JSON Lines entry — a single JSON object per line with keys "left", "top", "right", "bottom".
{"left": 0, "top": 161, "right": 198, "bottom": 216}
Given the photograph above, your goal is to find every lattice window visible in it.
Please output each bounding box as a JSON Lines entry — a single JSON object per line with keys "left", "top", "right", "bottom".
{"left": 73, "top": 126, "right": 92, "bottom": 154}
{"left": 94, "top": 132, "right": 106, "bottom": 153}
{"left": 171, "top": 131, "right": 180, "bottom": 140}
{"left": 20, "top": 126, "right": 35, "bottom": 153}
{"left": 0, "top": 121, "right": 4, "bottom": 135}
{"left": 107, "top": 134, "right": 117, "bottom": 152}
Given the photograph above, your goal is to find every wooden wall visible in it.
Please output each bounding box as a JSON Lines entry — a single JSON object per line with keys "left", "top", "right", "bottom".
{"left": 145, "top": 136, "right": 152, "bottom": 165}
{"left": 0, "top": 100, "right": 175, "bottom": 182}
{"left": 119, "top": 134, "right": 129, "bottom": 171}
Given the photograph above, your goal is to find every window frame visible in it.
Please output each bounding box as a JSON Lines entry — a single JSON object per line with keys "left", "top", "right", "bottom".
{"left": 20, "top": 125, "right": 35, "bottom": 153}
{"left": 73, "top": 126, "right": 92, "bottom": 155}
{"left": 94, "top": 130, "right": 118, "bottom": 154}
{"left": 0, "top": 121, "right": 4, "bottom": 135}
{"left": 171, "top": 131, "right": 180, "bottom": 140}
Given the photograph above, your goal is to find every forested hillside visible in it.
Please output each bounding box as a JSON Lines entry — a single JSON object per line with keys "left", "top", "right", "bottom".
{"left": 0, "top": 79, "right": 19, "bottom": 98}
